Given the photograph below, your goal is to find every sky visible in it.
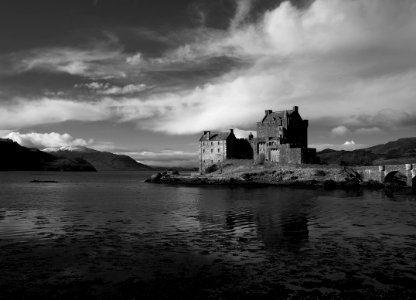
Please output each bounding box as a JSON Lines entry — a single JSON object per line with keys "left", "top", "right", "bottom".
{"left": 1, "top": 0, "right": 416, "bottom": 167}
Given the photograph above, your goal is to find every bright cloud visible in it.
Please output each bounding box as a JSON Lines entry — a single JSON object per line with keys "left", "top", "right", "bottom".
{"left": 311, "top": 140, "right": 367, "bottom": 151}
{"left": 0, "top": 98, "right": 112, "bottom": 128}
{"left": 126, "top": 52, "right": 143, "bottom": 65}
{"left": 7, "top": 43, "right": 126, "bottom": 79}
{"left": 1, "top": 0, "right": 416, "bottom": 138}
{"left": 4, "top": 132, "right": 93, "bottom": 150}
{"left": 123, "top": 0, "right": 416, "bottom": 134}
{"left": 76, "top": 82, "right": 148, "bottom": 95}
{"left": 331, "top": 125, "right": 350, "bottom": 136}
{"left": 233, "top": 128, "right": 256, "bottom": 139}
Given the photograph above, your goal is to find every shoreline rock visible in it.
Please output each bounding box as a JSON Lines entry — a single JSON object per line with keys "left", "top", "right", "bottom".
{"left": 144, "top": 163, "right": 414, "bottom": 192}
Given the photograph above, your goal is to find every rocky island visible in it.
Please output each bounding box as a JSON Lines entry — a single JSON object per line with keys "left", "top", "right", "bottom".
{"left": 146, "top": 107, "right": 416, "bottom": 191}
{"left": 146, "top": 159, "right": 416, "bottom": 191}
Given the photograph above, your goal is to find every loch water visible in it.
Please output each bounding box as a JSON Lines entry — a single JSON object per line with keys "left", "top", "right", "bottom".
{"left": 1, "top": 171, "right": 416, "bottom": 299}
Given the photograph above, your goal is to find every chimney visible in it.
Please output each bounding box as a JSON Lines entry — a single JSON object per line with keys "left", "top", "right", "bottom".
{"left": 203, "top": 131, "right": 210, "bottom": 138}
{"left": 265, "top": 110, "right": 272, "bottom": 116}
{"left": 248, "top": 132, "right": 254, "bottom": 140}
{"left": 293, "top": 106, "right": 298, "bottom": 112}
{"left": 229, "top": 129, "right": 234, "bottom": 134}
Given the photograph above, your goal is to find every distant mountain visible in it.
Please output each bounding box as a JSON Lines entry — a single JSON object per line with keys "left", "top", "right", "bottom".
{"left": 317, "top": 137, "right": 416, "bottom": 166}
{"left": 151, "top": 166, "right": 199, "bottom": 172}
{"left": 50, "top": 147, "right": 152, "bottom": 171}
{"left": 0, "top": 139, "right": 96, "bottom": 171}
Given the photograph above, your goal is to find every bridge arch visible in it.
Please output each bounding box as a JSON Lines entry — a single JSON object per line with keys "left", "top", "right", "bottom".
{"left": 412, "top": 173, "right": 416, "bottom": 190}
{"left": 384, "top": 171, "right": 407, "bottom": 186}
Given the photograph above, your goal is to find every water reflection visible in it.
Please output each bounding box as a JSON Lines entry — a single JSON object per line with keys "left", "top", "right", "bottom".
{"left": 194, "top": 187, "right": 313, "bottom": 252}
{"left": 1, "top": 172, "right": 416, "bottom": 298}
{"left": 256, "top": 213, "right": 309, "bottom": 250}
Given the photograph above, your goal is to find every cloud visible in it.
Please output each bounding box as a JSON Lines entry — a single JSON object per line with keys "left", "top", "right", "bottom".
{"left": 354, "top": 127, "right": 381, "bottom": 134}
{"left": 230, "top": 0, "right": 254, "bottom": 30}
{"left": 233, "top": 128, "right": 256, "bottom": 139}
{"left": 76, "top": 82, "right": 148, "bottom": 95}
{"left": 3, "top": 132, "right": 93, "bottom": 150}
{"left": 122, "top": 0, "right": 416, "bottom": 134}
{"left": 311, "top": 140, "right": 367, "bottom": 151}
{"left": 2, "top": 40, "right": 126, "bottom": 79}
{"left": 126, "top": 52, "right": 143, "bottom": 65}
{"left": 2, "top": 0, "right": 416, "bottom": 140}
{"left": 346, "top": 109, "right": 416, "bottom": 130}
{"left": 100, "top": 84, "right": 148, "bottom": 95}
{"left": 0, "top": 129, "right": 13, "bottom": 137}
{"left": 331, "top": 125, "right": 350, "bottom": 136}
{"left": 0, "top": 98, "right": 112, "bottom": 128}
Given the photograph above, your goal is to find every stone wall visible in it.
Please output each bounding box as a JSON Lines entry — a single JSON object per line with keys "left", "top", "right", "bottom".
{"left": 354, "top": 163, "right": 416, "bottom": 187}
{"left": 278, "top": 145, "right": 302, "bottom": 164}
{"left": 199, "top": 138, "right": 253, "bottom": 173}
{"left": 257, "top": 122, "right": 282, "bottom": 139}
{"left": 199, "top": 140, "right": 227, "bottom": 172}
{"left": 268, "top": 145, "right": 316, "bottom": 164}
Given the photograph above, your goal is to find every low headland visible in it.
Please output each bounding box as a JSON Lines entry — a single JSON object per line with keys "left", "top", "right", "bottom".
{"left": 146, "top": 159, "right": 416, "bottom": 191}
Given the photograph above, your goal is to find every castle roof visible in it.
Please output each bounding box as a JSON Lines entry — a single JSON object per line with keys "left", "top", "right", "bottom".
{"left": 261, "top": 109, "right": 296, "bottom": 123}
{"left": 199, "top": 131, "right": 232, "bottom": 141}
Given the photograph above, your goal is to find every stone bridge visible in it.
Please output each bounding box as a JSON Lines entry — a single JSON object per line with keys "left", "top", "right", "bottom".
{"left": 354, "top": 163, "right": 416, "bottom": 187}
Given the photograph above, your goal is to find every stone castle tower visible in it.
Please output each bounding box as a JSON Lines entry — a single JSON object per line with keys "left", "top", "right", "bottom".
{"left": 199, "top": 106, "right": 316, "bottom": 173}
{"left": 250, "top": 106, "right": 316, "bottom": 163}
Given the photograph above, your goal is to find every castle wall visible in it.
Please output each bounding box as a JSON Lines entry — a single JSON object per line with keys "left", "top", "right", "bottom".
{"left": 269, "top": 145, "right": 316, "bottom": 164}
{"left": 257, "top": 122, "right": 281, "bottom": 139}
{"left": 200, "top": 107, "right": 315, "bottom": 169}
{"left": 199, "top": 137, "right": 253, "bottom": 173}
{"left": 278, "top": 145, "right": 302, "bottom": 164}
{"left": 199, "top": 140, "right": 227, "bottom": 173}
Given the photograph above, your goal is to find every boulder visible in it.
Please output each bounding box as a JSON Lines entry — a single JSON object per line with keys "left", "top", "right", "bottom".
{"left": 145, "top": 172, "right": 163, "bottom": 183}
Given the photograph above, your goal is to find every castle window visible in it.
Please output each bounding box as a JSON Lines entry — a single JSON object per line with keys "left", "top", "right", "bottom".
{"left": 211, "top": 149, "right": 213, "bottom": 153}
{"left": 203, "top": 149, "right": 205, "bottom": 153}
{"left": 211, "top": 142, "right": 213, "bottom": 146}
{"left": 217, "top": 148, "right": 220, "bottom": 153}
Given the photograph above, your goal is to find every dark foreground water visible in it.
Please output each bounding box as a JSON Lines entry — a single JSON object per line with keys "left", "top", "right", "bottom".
{"left": 1, "top": 172, "right": 416, "bottom": 299}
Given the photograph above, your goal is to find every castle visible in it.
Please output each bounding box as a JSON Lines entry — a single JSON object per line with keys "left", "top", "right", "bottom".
{"left": 199, "top": 106, "right": 317, "bottom": 174}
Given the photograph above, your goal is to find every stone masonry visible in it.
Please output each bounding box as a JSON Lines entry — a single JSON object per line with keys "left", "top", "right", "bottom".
{"left": 249, "top": 106, "right": 317, "bottom": 164}
{"left": 199, "top": 129, "right": 252, "bottom": 173}
{"left": 198, "top": 106, "right": 317, "bottom": 173}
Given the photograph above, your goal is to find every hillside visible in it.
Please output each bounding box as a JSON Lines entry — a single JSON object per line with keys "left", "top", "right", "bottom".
{"left": 0, "top": 139, "right": 96, "bottom": 171}
{"left": 51, "top": 147, "right": 152, "bottom": 171}
{"left": 317, "top": 138, "right": 416, "bottom": 166}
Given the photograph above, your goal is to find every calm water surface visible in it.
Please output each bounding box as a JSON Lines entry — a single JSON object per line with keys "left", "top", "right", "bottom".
{"left": 1, "top": 171, "right": 416, "bottom": 299}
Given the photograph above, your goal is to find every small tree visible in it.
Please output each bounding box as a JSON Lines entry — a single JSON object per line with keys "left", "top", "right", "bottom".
{"left": 205, "top": 164, "right": 218, "bottom": 174}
